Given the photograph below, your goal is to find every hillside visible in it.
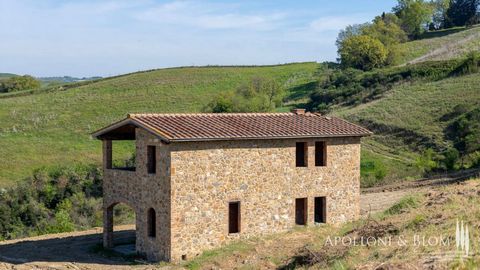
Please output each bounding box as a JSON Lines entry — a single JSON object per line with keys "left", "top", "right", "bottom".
{"left": 0, "top": 73, "right": 16, "bottom": 80}
{"left": 396, "top": 25, "right": 480, "bottom": 65}
{"left": 0, "top": 63, "right": 318, "bottom": 185}
{"left": 1, "top": 27, "right": 480, "bottom": 187}
{"left": 334, "top": 71, "right": 480, "bottom": 185}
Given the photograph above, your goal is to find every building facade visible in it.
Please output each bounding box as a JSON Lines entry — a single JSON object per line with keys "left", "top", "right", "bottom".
{"left": 93, "top": 110, "right": 371, "bottom": 262}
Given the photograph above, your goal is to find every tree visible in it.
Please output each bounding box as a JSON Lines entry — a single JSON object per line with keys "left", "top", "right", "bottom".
{"left": 339, "top": 35, "right": 388, "bottom": 70}
{"left": 362, "top": 13, "right": 408, "bottom": 64}
{"left": 0, "top": 75, "right": 41, "bottom": 93}
{"left": 335, "top": 23, "right": 370, "bottom": 51}
{"left": 393, "top": 0, "right": 434, "bottom": 38}
{"left": 432, "top": 0, "right": 451, "bottom": 29}
{"left": 363, "top": 13, "right": 408, "bottom": 47}
{"left": 445, "top": 0, "right": 480, "bottom": 27}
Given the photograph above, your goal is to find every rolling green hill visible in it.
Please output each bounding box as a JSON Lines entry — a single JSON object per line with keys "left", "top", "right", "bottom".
{"left": 1, "top": 27, "right": 480, "bottom": 187}
{"left": 0, "top": 63, "right": 318, "bottom": 185}
{"left": 396, "top": 25, "right": 480, "bottom": 65}
{"left": 0, "top": 73, "right": 17, "bottom": 80}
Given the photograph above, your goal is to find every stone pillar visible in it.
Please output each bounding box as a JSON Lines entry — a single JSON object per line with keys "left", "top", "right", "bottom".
{"left": 103, "top": 140, "right": 112, "bottom": 169}
{"left": 103, "top": 205, "right": 114, "bottom": 248}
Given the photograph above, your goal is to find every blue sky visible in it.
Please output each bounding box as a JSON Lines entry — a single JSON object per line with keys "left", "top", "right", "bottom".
{"left": 0, "top": 0, "right": 397, "bottom": 77}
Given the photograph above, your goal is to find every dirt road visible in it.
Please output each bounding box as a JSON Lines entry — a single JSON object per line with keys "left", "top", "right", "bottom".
{"left": 1, "top": 170, "right": 478, "bottom": 270}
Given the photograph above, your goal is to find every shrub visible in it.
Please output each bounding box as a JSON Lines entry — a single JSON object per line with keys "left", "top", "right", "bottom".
{"left": 384, "top": 195, "right": 418, "bottom": 215}
{"left": 360, "top": 159, "right": 389, "bottom": 187}
{"left": 415, "top": 148, "right": 438, "bottom": 175}
{"left": 0, "top": 164, "right": 105, "bottom": 239}
{"left": 204, "top": 77, "right": 285, "bottom": 113}
{"left": 442, "top": 148, "right": 459, "bottom": 170}
{"left": 0, "top": 75, "right": 41, "bottom": 93}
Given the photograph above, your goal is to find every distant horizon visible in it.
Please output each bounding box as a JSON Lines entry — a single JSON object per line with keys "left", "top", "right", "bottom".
{"left": 1, "top": 0, "right": 396, "bottom": 77}
{"left": 7, "top": 61, "right": 320, "bottom": 79}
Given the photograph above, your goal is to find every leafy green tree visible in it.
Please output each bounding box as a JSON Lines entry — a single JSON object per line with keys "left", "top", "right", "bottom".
{"left": 445, "top": 0, "right": 480, "bottom": 27}
{"left": 362, "top": 13, "right": 408, "bottom": 64}
{"left": 335, "top": 23, "right": 370, "bottom": 51}
{"left": 363, "top": 13, "right": 408, "bottom": 47}
{"left": 0, "top": 75, "right": 41, "bottom": 93}
{"left": 339, "top": 35, "right": 388, "bottom": 70}
{"left": 393, "top": 0, "right": 433, "bottom": 38}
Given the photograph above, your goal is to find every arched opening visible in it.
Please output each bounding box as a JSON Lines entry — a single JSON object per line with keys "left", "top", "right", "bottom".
{"left": 147, "top": 208, "right": 156, "bottom": 238}
{"left": 104, "top": 202, "right": 136, "bottom": 255}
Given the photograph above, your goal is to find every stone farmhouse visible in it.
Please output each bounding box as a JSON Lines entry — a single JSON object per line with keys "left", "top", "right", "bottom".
{"left": 92, "top": 109, "right": 371, "bottom": 262}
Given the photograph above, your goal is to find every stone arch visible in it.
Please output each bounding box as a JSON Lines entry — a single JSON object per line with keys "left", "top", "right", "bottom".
{"left": 103, "top": 201, "right": 137, "bottom": 249}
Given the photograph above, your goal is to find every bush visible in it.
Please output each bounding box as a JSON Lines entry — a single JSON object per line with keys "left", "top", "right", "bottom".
{"left": 0, "top": 164, "right": 104, "bottom": 239}
{"left": 204, "top": 77, "right": 285, "bottom": 113}
{"left": 442, "top": 148, "right": 459, "bottom": 170}
{"left": 0, "top": 75, "right": 41, "bottom": 93}
{"left": 384, "top": 195, "right": 418, "bottom": 215}
{"left": 415, "top": 148, "right": 438, "bottom": 175}
{"left": 361, "top": 159, "right": 389, "bottom": 187}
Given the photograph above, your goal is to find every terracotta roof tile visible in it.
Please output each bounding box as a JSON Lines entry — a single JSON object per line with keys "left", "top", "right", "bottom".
{"left": 96, "top": 112, "right": 371, "bottom": 142}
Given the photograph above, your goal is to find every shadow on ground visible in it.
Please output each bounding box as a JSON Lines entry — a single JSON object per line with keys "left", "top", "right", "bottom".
{"left": 0, "top": 229, "right": 136, "bottom": 265}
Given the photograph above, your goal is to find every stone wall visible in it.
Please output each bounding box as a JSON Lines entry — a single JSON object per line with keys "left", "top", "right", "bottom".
{"left": 102, "top": 128, "right": 172, "bottom": 261}
{"left": 103, "top": 129, "right": 362, "bottom": 262}
{"left": 168, "top": 137, "right": 361, "bottom": 261}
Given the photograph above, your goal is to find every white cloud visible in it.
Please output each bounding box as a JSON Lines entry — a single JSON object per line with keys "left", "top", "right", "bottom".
{"left": 134, "top": 0, "right": 286, "bottom": 30}
{"left": 309, "top": 15, "right": 369, "bottom": 32}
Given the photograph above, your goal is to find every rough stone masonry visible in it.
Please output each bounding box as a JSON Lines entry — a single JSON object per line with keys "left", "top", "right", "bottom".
{"left": 93, "top": 110, "right": 371, "bottom": 262}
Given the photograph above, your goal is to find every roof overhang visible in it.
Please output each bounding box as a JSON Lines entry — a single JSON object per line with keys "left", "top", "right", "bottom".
{"left": 91, "top": 117, "right": 172, "bottom": 142}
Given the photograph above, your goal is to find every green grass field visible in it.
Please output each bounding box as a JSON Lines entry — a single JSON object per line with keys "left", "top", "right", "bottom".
{"left": 1, "top": 26, "right": 480, "bottom": 187}
{"left": 0, "top": 63, "right": 318, "bottom": 185}
{"left": 396, "top": 25, "right": 480, "bottom": 64}
{"left": 337, "top": 73, "right": 480, "bottom": 149}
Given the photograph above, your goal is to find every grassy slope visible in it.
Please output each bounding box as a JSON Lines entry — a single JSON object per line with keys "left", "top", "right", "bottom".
{"left": 396, "top": 25, "right": 480, "bottom": 64}
{"left": 0, "top": 63, "right": 318, "bottom": 185}
{"left": 338, "top": 74, "right": 480, "bottom": 149}
{"left": 332, "top": 73, "right": 480, "bottom": 186}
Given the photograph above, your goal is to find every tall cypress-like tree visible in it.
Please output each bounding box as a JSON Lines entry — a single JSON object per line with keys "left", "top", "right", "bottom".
{"left": 446, "top": 0, "right": 479, "bottom": 27}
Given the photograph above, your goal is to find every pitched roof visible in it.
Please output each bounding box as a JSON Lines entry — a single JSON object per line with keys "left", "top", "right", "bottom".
{"left": 92, "top": 112, "right": 372, "bottom": 142}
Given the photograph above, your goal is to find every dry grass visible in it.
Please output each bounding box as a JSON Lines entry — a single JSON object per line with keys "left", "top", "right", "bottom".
{"left": 181, "top": 178, "right": 480, "bottom": 269}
